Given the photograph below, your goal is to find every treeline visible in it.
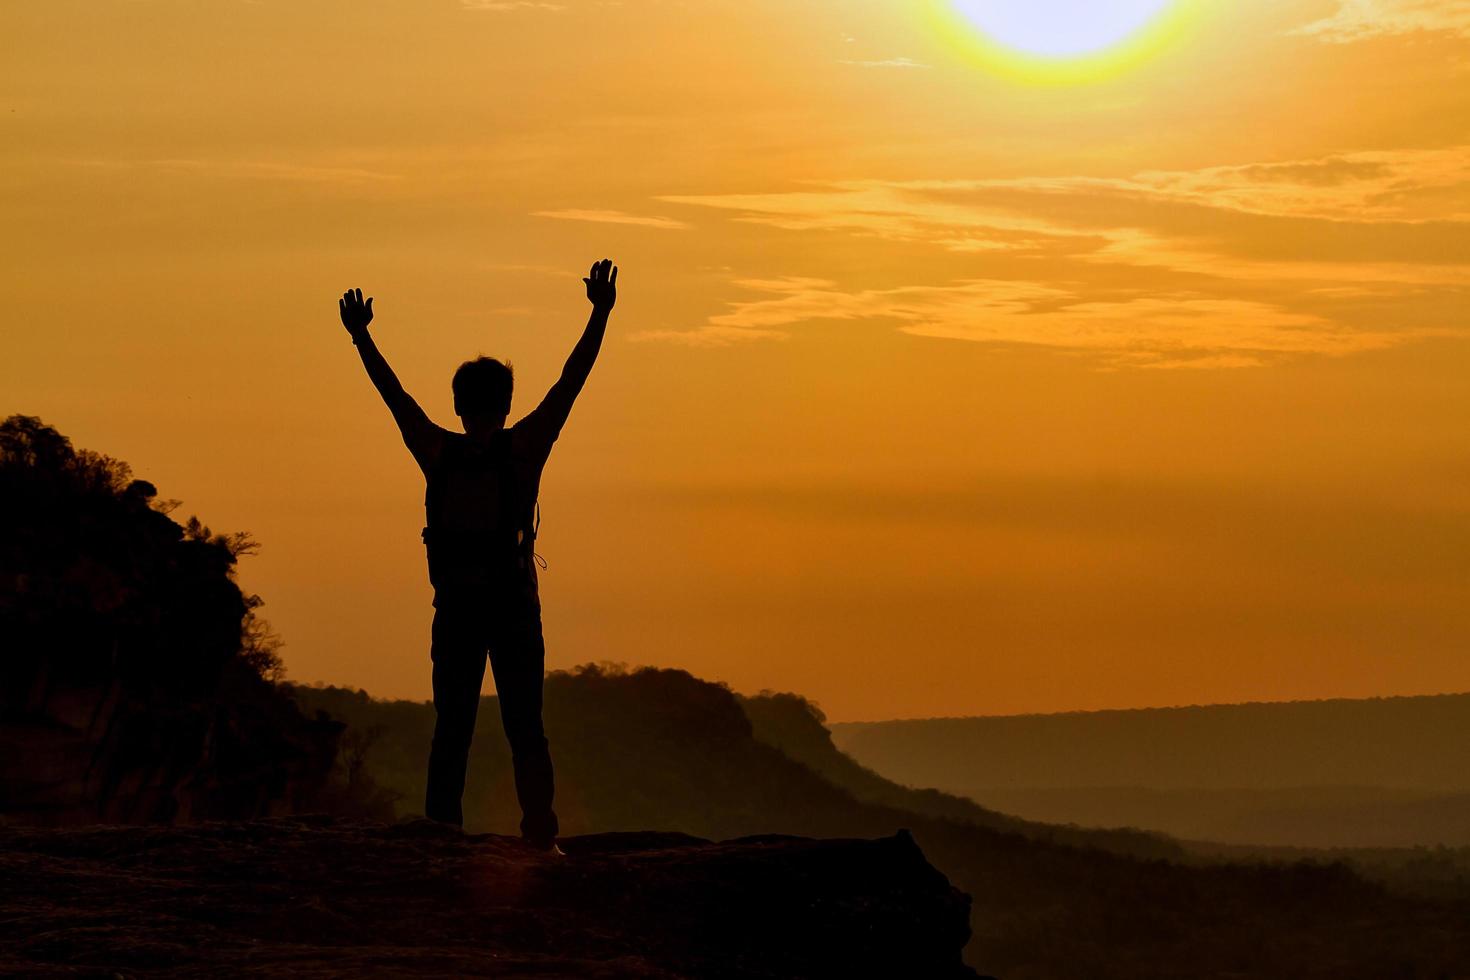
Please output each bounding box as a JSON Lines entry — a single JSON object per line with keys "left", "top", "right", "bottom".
{"left": 0, "top": 415, "right": 366, "bottom": 823}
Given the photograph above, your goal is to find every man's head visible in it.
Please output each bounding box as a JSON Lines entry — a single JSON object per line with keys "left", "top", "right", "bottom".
{"left": 452, "top": 356, "right": 513, "bottom": 431}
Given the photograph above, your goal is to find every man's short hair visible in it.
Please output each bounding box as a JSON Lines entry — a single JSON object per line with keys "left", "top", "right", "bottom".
{"left": 452, "top": 356, "right": 514, "bottom": 417}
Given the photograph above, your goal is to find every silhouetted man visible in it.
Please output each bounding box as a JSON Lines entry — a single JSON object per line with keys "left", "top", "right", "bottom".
{"left": 337, "top": 259, "right": 618, "bottom": 850}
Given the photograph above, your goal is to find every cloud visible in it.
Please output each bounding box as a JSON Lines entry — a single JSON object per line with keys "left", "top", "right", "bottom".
{"left": 660, "top": 146, "right": 1470, "bottom": 285}
{"left": 534, "top": 209, "right": 691, "bottom": 230}
{"left": 1291, "top": 0, "right": 1470, "bottom": 42}
{"left": 838, "top": 57, "right": 930, "bottom": 69}
{"left": 72, "top": 158, "right": 401, "bottom": 184}
{"left": 665, "top": 145, "right": 1469, "bottom": 234}
{"left": 460, "top": 1, "right": 566, "bottom": 10}
{"left": 1116, "top": 147, "right": 1470, "bottom": 222}
{"left": 1080, "top": 228, "right": 1470, "bottom": 287}
{"left": 629, "top": 324, "right": 791, "bottom": 347}
{"left": 652, "top": 149, "right": 1470, "bottom": 367}
{"left": 661, "top": 183, "right": 1073, "bottom": 255}
{"left": 638, "top": 277, "right": 1425, "bottom": 368}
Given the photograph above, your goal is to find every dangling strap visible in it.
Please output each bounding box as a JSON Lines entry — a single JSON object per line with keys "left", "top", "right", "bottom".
{"left": 532, "top": 500, "right": 547, "bottom": 570}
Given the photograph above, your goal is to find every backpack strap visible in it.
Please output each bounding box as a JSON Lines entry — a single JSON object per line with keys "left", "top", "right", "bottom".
{"left": 422, "top": 434, "right": 462, "bottom": 534}
{"left": 492, "top": 429, "right": 537, "bottom": 575}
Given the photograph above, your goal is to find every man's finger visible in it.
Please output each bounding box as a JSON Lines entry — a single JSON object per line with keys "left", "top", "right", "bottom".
{"left": 339, "top": 298, "right": 346, "bottom": 319}
{"left": 610, "top": 265, "right": 618, "bottom": 286}
{"left": 366, "top": 296, "right": 374, "bottom": 314}
{"left": 355, "top": 287, "right": 363, "bottom": 305}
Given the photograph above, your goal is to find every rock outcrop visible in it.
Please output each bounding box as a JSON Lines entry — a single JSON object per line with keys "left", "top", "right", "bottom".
{"left": 0, "top": 818, "right": 976, "bottom": 979}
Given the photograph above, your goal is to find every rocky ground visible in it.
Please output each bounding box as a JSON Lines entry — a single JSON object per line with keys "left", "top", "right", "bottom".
{"left": 0, "top": 817, "right": 976, "bottom": 979}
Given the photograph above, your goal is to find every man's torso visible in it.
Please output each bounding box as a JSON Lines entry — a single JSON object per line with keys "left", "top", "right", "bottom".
{"left": 419, "top": 423, "right": 552, "bottom": 599}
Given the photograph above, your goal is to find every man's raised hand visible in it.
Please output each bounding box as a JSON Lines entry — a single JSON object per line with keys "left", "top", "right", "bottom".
{"left": 339, "top": 288, "right": 374, "bottom": 338}
{"left": 583, "top": 259, "right": 618, "bottom": 312}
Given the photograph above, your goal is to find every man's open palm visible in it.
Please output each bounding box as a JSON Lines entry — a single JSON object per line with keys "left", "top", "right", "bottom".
{"left": 340, "top": 288, "right": 374, "bottom": 336}
{"left": 583, "top": 259, "right": 617, "bottom": 311}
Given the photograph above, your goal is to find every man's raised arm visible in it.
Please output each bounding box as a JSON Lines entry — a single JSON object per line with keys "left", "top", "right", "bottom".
{"left": 339, "top": 287, "right": 443, "bottom": 471}
{"left": 523, "top": 259, "right": 617, "bottom": 445}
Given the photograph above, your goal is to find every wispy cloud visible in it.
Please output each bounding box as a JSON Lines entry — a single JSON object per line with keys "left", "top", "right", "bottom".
{"left": 660, "top": 147, "right": 1470, "bottom": 281}
{"left": 460, "top": 1, "right": 566, "bottom": 11}
{"left": 1113, "top": 147, "right": 1470, "bottom": 222}
{"left": 72, "top": 158, "right": 401, "bottom": 184}
{"left": 838, "top": 57, "right": 929, "bottom": 69}
{"left": 638, "top": 277, "right": 1422, "bottom": 368}
{"left": 664, "top": 145, "right": 1469, "bottom": 233}
{"left": 630, "top": 323, "right": 791, "bottom": 347}
{"left": 1081, "top": 228, "right": 1470, "bottom": 287}
{"left": 534, "top": 208, "right": 691, "bottom": 230}
{"left": 1291, "top": 0, "right": 1470, "bottom": 42}
{"left": 654, "top": 148, "right": 1470, "bottom": 366}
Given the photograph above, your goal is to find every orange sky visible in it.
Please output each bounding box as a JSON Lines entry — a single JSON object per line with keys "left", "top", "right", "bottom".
{"left": 4, "top": 0, "right": 1468, "bottom": 720}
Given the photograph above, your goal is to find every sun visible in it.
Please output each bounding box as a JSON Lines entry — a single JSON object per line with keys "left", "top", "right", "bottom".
{"left": 952, "top": 0, "right": 1177, "bottom": 58}
{"left": 928, "top": 0, "right": 1196, "bottom": 82}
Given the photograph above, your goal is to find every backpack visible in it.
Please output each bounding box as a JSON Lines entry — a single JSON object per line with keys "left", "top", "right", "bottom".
{"left": 420, "top": 430, "right": 537, "bottom": 592}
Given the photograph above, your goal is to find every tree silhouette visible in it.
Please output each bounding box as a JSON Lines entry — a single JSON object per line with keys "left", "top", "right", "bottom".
{"left": 0, "top": 415, "right": 336, "bottom": 823}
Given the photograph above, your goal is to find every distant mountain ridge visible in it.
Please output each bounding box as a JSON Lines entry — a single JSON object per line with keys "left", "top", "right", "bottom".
{"left": 833, "top": 693, "right": 1470, "bottom": 791}
{"left": 832, "top": 693, "right": 1470, "bottom": 847}
{"left": 738, "top": 689, "right": 1180, "bottom": 859}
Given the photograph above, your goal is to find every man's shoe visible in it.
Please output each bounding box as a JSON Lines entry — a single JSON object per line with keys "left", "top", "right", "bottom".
{"left": 526, "top": 837, "right": 565, "bottom": 857}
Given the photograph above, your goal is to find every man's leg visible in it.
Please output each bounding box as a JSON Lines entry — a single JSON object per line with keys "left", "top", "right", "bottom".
{"left": 488, "top": 593, "right": 558, "bottom": 846}
{"left": 425, "top": 602, "right": 489, "bottom": 827}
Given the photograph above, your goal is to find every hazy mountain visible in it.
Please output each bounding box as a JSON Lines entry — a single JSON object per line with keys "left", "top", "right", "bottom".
{"left": 833, "top": 695, "right": 1470, "bottom": 847}
{"left": 291, "top": 672, "right": 1470, "bottom": 978}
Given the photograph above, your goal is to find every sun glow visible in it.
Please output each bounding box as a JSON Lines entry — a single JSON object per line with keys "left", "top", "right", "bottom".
{"left": 953, "top": 0, "right": 1175, "bottom": 58}
{"left": 934, "top": 0, "right": 1193, "bottom": 82}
